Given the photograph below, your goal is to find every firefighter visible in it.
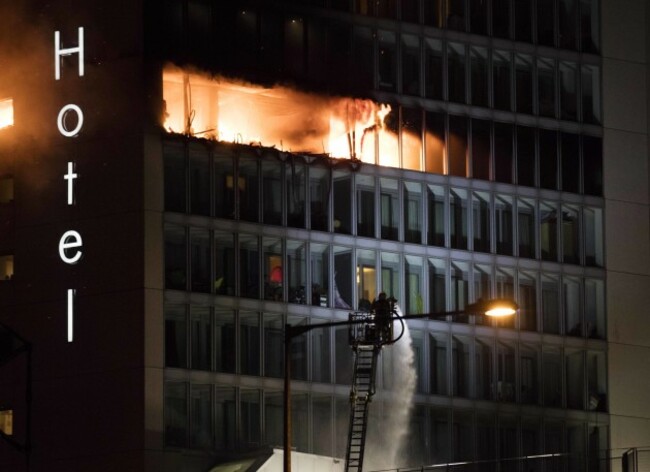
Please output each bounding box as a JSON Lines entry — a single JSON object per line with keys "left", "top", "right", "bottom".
{"left": 371, "top": 292, "right": 392, "bottom": 343}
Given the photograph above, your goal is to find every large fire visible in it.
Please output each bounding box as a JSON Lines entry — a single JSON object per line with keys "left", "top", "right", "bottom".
{"left": 0, "top": 98, "right": 13, "bottom": 130}
{"left": 162, "top": 67, "right": 423, "bottom": 169}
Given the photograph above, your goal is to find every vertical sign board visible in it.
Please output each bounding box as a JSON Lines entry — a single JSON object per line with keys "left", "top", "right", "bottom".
{"left": 54, "top": 27, "right": 84, "bottom": 342}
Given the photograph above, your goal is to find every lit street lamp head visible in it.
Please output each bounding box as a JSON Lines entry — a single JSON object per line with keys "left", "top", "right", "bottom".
{"left": 467, "top": 298, "right": 519, "bottom": 318}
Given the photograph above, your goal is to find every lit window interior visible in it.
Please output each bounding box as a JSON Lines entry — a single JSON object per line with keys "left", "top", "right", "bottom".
{"left": 162, "top": 67, "right": 415, "bottom": 169}
{"left": 0, "top": 176, "right": 14, "bottom": 203}
{"left": 0, "top": 255, "right": 14, "bottom": 281}
{"left": 0, "top": 409, "right": 13, "bottom": 436}
{"left": 0, "top": 98, "right": 13, "bottom": 129}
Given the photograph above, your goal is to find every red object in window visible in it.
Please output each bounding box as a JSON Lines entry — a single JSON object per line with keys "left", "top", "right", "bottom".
{"left": 270, "top": 265, "right": 283, "bottom": 283}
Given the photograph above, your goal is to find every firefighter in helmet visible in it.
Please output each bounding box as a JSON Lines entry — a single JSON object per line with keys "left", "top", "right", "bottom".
{"left": 371, "top": 292, "right": 392, "bottom": 343}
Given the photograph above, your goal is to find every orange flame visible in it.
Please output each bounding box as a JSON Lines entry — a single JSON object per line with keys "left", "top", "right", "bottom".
{"left": 0, "top": 98, "right": 13, "bottom": 130}
{"left": 162, "top": 67, "right": 408, "bottom": 168}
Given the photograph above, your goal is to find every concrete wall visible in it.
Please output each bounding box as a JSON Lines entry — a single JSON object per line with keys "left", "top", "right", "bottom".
{"left": 602, "top": 0, "right": 650, "bottom": 469}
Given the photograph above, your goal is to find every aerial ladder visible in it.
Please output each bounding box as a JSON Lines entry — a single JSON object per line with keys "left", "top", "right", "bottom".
{"left": 344, "top": 295, "right": 403, "bottom": 472}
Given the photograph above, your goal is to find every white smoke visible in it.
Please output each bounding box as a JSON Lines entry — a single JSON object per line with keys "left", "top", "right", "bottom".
{"left": 364, "top": 305, "right": 417, "bottom": 471}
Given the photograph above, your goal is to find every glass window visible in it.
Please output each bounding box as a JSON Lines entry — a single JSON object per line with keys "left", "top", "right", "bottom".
{"left": 473, "top": 263, "right": 492, "bottom": 302}
{"left": 516, "top": 125, "right": 536, "bottom": 187}
{"left": 543, "top": 349, "right": 563, "bottom": 407}
{"left": 514, "top": 0, "right": 533, "bottom": 42}
{"left": 190, "top": 384, "right": 212, "bottom": 448}
{"left": 538, "top": 57, "right": 557, "bottom": 118}
{"left": 381, "top": 252, "right": 401, "bottom": 301}
{"left": 334, "top": 246, "right": 353, "bottom": 309}
{"left": 263, "top": 237, "right": 283, "bottom": 301}
{"left": 234, "top": 9, "right": 258, "bottom": 68}
{"left": 380, "top": 178, "right": 399, "bottom": 241}
{"left": 378, "top": 30, "right": 397, "bottom": 92}
{"left": 288, "top": 315, "right": 309, "bottom": 380}
{"left": 519, "top": 270, "right": 538, "bottom": 331}
{"left": 560, "top": 62, "right": 578, "bottom": 121}
{"left": 515, "top": 54, "right": 533, "bottom": 114}
{"left": 496, "top": 267, "right": 515, "bottom": 329}
{"left": 240, "top": 311, "right": 260, "bottom": 375}
{"left": 476, "top": 338, "right": 494, "bottom": 400}
{"left": 430, "top": 407, "right": 450, "bottom": 463}
{"left": 521, "top": 345, "right": 540, "bottom": 404}
{"left": 447, "top": 43, "right": 467, "bottom": 103}
{"left": 522, "top": 417, "right": 541, "bottom": 458}
{"left": 425, "top": 111, "right": 445, "bottom": 174}
{"left": 429, "top": 333, "right": 448, "bottom": 395}
{"left": 497, "top": 342, "right": 516, "bottom": 402}
{"left": 215, "top": 387, "right": 236, "bottom": 450}
{"left": 447, "top": 0, "right": 466, "bottom": 30}
{"left": 312, "top": 396, "right": 333, "bottom": 456}
{"left": 585, "top": 278, "right": 605, "bottom": 339}
{"left": 566, "top": 350, "right": 584, "bottom": 409}
{"left": 495, "top": 195, "right": 513, "bottom": 255}
{"left": 450, "top": 188, "right": 468, "bottom": 249}
{"left": 164, "top": 141, "right": 186, "bottom": 213}
{"left": 285, "top": 17, "right": 305, "bottom": 77}
{"left": 327, "top": 23, "right": 352, "bottom": 89}
{"left": 493, "top": 50, "right": 512, "bottom": 111}
{"left": 580, "top": 0, "right": 599, "bottom": 53}
{"left": 380, "top": 103, "right": 398, "bottom": 168}
{"left": 286, "top": 159, "right": 306, "bottom": 229}
{"left": 561, "top": 132, "right": 580, "bottom": 193}
{"left": 239, "top": 156, "right": 260, "bottom": 222}
{"left": 239, "top": 234, "right": 259, "bottom": 299}
{"left": 453, "top": 410, "right": 474, "bottom": 463}
{"left": 452, "top": 337, "right": 471, "bottom": 397}
{"left": 214, "top": 231, "right": 234, "bottom": 295}
{"left": 472, "top": 191, "right": 491, "bottom": 253}
{"left": 588, "top": 425, "right": 608, "bottom": 472}
{"left": 262, "top": 161, "right": 282, "bottom": 226}
{"left": 539, "top": 129, "right": 558, "bottom": 190}
{"left": 191, "top": 306, "right": 211, "bottom": 370}
{"left": 518, "top": 198, "right": 536, "bottom": 258}
{"left": 424, "top": 0, "right": 445, "bottom": 27}
{"left": 451, "top": 261, "right": 469, "bottom": 316}
{"left": 0, "top": 175, "right": 13, "bottom": 203}
{"left": 425, "top": 39, "right": 444, "bottom": 101}
{"left": 264, "top": 392, "right": 283, "bottom": 450}
{"left": 357, "top": 249, "right": 377, "bottom": 309}
{"left": 540, "top": 202, "right": 558, "bottom": 261}
{"left": 335, "top": 327, "right": 353, "bottom": 384}
{"left": 241, "top": 389, "right": 261, "bottom": 447}
{"left": 356, "top": 174, "right": 375, "bottom": 238}
{"left": 428, "top": 258, "right": 447, "bottom": 313}
{"left": 564, "top": 276, "right": 582, "bottom": 336}
{"left": 215, "top": 310, "right": 236, "bottom": 373}
{"left": 333, "top": 170, "right": 352, "bottom": 234}
{"left": 494, "top": 122, "right": 513, "bottom": 183}
{"left": 470, "top": 0, "right": 488, "bottom": 35}
{"left": 404, "top": 181, "right": 423, "bottom": 243}
{"left": 190, "top": 228, "right": 210, "bottom": 293}
{"left": 0, "top": 409, "right": 12, "bottom": 436}
{"left": 537, "top": 0, "right": 556, "bottom": 46}
{"left": 165, "top": 382, "right": 187, "bottom": 447}
{"left": 471, "top": 119, "right": 491, "bottom": 181}
{"left": 583, "top": 207, "right": 604, "bottom": 267}
{"left": 189, "top": 143, "right": 210, "bottom": 216}
{"left": 405, "top": 255, "right": 424, "bottom": 314}
{"left": 165, "top": 305, "right": 187, "bottom": 368}
{"left": 477, "top": 413, "right": 496, "bottom": 469}
{"left": 427, "top": 184, "right": 446, "bottom": 246}
{"left": 559, "top": 0, "right": 578, "bottom": 50}
{"left": 377, "top": 0, "right": 397, "bottom": 18}
{"left": 402, "top": 0, "right": 421, "bottom": 22}
{"left": 260, "top": 11, "right": 283, "bottom": 72}
{"left": 403, "top": 107, "right": 423, "bottom": 170}
{"left": 402, "top": 35, "right": 421, "bottom": 96}
{"left": 562, "top": 205, "right": 580, "bottom": 264}
{"left": 582, "top": 65, "right": 601, "bottom": 124}
{"left": 287, "top": 240, "right": 307, "bottom": 304}
{"left": 312, "top": 322, "right": 332, "bottom": 383}
{"left": 583, "top": 136, "right": 602, "bottom": 196}
{"left": 470, "top": 47, "right": 488, "bottom": 107}
{"left": 353, "top": 26, "right": 374, "bottom": 90}
{"left": 165, "top": 224, "right": 187, "bottom": 291}
{"left": 499, "top": 415, "right": 519, "bottom": 468}
{"left": 214, "top": 153, "right": 235, "bottom": 219}
{"left": 568, "top": 422, "right": 586, "bottom": 472}
{"left": 587, "top": 351, "right": 607, "bottom": 411}
{"left": 542, "top": 275, "right": 561, "bottom": 334}
{"left": 493, "top": 0, "right": 512, "bottom": 38}
{"left": 311, "top": 243, "right": 330, "bottom": 307}
{"left": 310, "top": 166, "right": 330, "bottom": 231}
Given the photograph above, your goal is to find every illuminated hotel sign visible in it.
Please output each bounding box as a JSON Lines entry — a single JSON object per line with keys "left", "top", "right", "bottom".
{"left": 54, "top": 27, "right": 84, "bottom": 342}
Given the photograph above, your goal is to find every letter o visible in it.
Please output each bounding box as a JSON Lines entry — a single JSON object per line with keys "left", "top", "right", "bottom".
{"left": 59, "top": 230, "right": 83, "bottom": 264}
{"left": 57, "top": 104, "right": 84, "bottom": 137}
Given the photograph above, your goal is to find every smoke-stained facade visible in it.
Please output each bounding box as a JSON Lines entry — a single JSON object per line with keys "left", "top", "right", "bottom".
{"left": 0, "top": 0, "right": 649, "bottom": 471}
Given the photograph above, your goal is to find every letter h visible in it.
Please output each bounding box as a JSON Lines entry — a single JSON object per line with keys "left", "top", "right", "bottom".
{"left": 54, "top": 27, "right": 85, "bottom": 81}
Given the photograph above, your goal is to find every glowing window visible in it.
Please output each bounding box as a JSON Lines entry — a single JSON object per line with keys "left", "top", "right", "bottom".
{"left": 0, "top": 409, "right": 13, "bottom": 435}
{"left": 0, "top": 255, "right": 13, "bottom": 281}
{"left": 0, "top": 176, "right": 14, "bottom": 203}
{"left": 0, "top": 98, "right": 13, "bottom": 129}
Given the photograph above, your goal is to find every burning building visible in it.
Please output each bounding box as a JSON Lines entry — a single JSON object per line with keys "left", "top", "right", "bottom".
{"left": 0, "top": 0, "right": 648, "bottom": 471}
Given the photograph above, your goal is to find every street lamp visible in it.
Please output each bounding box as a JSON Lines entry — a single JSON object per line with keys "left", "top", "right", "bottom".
{"left": 283, "top": 298, "right": 518, "bottom": 472}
